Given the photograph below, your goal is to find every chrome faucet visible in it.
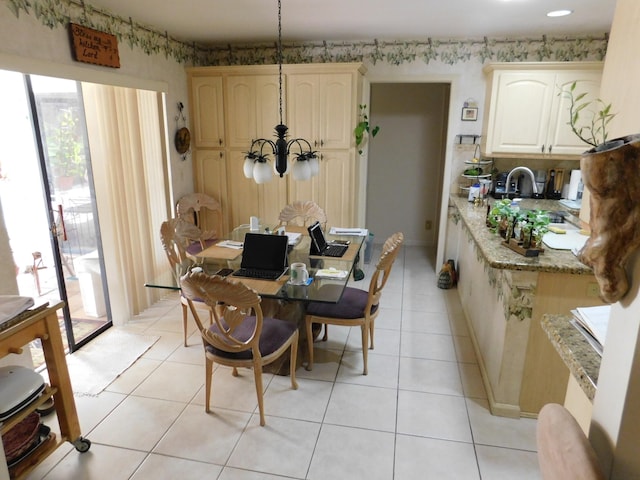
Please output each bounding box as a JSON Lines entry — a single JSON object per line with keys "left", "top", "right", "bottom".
{"left": 504, "top": 166, "right": 539, "bottom": 197}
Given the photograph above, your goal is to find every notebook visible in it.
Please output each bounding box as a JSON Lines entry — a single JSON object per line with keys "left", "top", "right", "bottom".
{"left": 232, "top": 233, "right": 289, "bottom": 280}
{"left": 307, "top": 221, "right": 348, "bottom": 258}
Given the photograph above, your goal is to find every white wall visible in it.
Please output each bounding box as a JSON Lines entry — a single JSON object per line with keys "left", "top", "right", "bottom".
{"left": 366, "top": 83, "right": 449, "bottom": 247}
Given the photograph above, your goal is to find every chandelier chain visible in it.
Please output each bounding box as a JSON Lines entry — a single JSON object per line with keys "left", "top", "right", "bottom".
{"left": 278, "top": 0, "right": 283, "bottom": 125}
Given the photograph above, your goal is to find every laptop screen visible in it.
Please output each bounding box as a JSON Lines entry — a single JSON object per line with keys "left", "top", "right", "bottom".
{"left": 240, "top": 233, "right": 288, "bottom": 271}
{"left": 308, "top": 221, "right": 328, "bottom": 253}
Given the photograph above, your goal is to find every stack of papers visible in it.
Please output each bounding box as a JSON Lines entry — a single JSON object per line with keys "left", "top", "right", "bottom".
{"left": 217, "top": 240, "right": 243, "bottom": 249}
{"left": 285, "top": 232, "right": 302, "bottom": 245}
{"left": 570, "top": 305, "right": 611, "bottom": 356}
{"left": 315, "top": 268, "right": 349, "bottom": 279}
{"left": 329, "top": 227, "right": 368, "bottom": 236}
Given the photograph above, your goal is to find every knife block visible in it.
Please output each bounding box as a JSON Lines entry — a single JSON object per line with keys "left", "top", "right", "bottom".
{"left": 546, "top": 168, "right": 564, "bottom": 200}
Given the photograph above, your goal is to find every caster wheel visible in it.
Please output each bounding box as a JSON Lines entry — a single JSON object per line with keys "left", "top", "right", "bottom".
{"left": 73, "top": 437, "right": 91, "bottom": 452}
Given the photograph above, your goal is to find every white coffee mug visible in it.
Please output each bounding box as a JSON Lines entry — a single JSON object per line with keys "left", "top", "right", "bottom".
{"left": 250, "top": 216, "right": 259, "bottom": 231}
{"left": 290, "top": 262, "right": 309, "bottom": 285}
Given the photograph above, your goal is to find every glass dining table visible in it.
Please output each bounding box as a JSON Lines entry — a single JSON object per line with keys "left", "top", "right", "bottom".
{"left": 146, "top": 224, "right": 366, "bottom": 306}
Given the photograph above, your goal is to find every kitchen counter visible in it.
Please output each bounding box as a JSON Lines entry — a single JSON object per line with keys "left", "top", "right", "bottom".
{"left": 450, "top": 195, "right": 591, "bottom": 274}
{"left": 447, "top": 194, "right": 604, "bottom": 418}
{"left": 540, "top": 314, "right": 600, "bottom": 401}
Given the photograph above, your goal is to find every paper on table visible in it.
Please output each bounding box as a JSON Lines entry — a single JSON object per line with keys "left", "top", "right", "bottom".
{"left": 217, "top": 240, "right": 243, "bottom": 249}
{"left": 285, "top": 232, "right": 302, "bottom": 245}
{"left": 329, "top": 227, "right": 368, "bottom": 236}
{"left": 315, "top": 268, "right": 349, "bottom": 279}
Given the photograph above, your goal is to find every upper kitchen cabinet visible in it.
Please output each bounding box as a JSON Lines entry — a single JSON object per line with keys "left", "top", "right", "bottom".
{"left": 190, "top": 75, "right": 225, "bottom": 148}
{"left": 226, "top": 74, "right": 281, "bottom": 148}
{"left": 481, "top": 62, "right": 603, "bottom": 158}
{"left": 287, "top": 72, "right": 354, "bottom": 150}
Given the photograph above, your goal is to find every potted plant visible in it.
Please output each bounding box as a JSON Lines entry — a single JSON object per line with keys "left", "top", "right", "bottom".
{"left": 487, "top": 198, "right": 515, "bottom": 238}
{"left": 525, "top": 209, "right": 550, "bottom": 249}
{"left": 561, "top": 82, "right": 640, "bottom": 303}
{"left": 353, "top": 104, "right": 380, "bottom": 155}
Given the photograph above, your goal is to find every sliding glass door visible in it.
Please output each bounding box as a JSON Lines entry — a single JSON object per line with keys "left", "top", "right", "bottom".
{"left": 0, "top": 70, "right": 111, "bottom": 364}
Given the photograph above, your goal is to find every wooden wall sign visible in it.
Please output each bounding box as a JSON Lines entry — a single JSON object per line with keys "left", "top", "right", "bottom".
{"left": 69, "top": 23, "right": 120, "bottom": 68}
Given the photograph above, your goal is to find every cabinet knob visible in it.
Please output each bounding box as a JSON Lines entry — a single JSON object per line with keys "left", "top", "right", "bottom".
{"left": 320, "top": 140, "right": 324, "bottom": 147}
{"left": 219, "top": 139, "right": 223, "bottom": 146}
{"left": 314, "top": 140, "right": 318, "bottom": 147}
{"left": 548, "top": 145, "right": 553, "bottom": 154}
{"left": 541, "top": 145, "right": 545, "bottom": 153}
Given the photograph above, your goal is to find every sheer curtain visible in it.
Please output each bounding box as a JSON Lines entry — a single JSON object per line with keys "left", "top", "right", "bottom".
{"left": 82, "top": 83, "right": 171, "bottom": 324}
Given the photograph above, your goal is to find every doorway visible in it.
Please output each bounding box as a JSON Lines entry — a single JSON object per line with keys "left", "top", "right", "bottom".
{"left": 366, "top": 83, "right": 450, "bottom": 257}
{"left": 0, "top": 70, "right": 112, "bottom": 366}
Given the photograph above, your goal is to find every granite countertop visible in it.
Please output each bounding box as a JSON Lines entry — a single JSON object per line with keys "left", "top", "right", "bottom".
{"left": 450, "top": 195, "right": 594, "bottom": 274}
{"left": 541, "top": 314, "right": 600, "bottom": 400}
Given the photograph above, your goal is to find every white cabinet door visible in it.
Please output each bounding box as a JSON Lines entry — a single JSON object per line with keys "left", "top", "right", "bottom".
{"left": 488, "top": 72, "right": 555, "bottom": 155}
{"left": 191, "top": 76, "right": 225, "bottom": 148}
{"left": 318, "top": 150, "right": 354, "bottom": 228}
{"left": 226, "top": 75, "right": 280, "bottom": 149}
{"left": 287, "top": 73, "right": 353, "bottom": 150}
{"left": 193, "top": 149, "right": 229, "bottom": 235}
{"left": 545, "top": 72, "right": 602, "bottom": 155}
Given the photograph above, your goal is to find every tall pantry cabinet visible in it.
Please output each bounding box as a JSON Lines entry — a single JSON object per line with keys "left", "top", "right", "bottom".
{"left": 187, "top": 63, "right": 367, "bottom": 235}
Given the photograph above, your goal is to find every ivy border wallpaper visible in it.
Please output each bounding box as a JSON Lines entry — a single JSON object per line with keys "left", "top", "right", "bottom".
{"left": 6, "top": 0, "right": 609, "bottom": 67}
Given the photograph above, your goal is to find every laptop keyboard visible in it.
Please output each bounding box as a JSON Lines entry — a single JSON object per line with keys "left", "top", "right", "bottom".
{"left": 323, "top": 244, "right": 347, "bottom": 257}
{"left": 232, "top": 268, "right": 284, "bottom": 280}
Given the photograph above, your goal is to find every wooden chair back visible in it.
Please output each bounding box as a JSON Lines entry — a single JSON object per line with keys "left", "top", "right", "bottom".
{"left": 160, "top": 219, "right": 187, "bottom": 272}
{"left": 176, "top": 193, "right": 223, "bottom": 246}
{"left": 180, "top": 272, "right": 263, "bottom": 355}
{"left": 367, "top": 232, "right": 404, "bottom": 308}
{"left": 278, "top": 200, "right": 327, "bottom": 228}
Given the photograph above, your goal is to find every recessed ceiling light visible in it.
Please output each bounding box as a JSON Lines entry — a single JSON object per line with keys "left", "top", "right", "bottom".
{"left": 547, "top": 9, "right": 573, "bottom": 17}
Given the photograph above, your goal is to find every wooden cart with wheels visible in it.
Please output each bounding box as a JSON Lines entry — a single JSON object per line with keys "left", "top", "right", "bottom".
{"left": 0, "top": 302, "right": 89, "bottom": 479}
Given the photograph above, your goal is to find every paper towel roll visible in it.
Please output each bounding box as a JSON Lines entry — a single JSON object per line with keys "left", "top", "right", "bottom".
{"left": 568, "top": 169, "right": 582, "bottom": 200}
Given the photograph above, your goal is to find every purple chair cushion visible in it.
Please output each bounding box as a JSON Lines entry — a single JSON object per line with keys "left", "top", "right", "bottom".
{"left": 205, "top": 316, "right": 297, "bottom": 360}
{"left": 306, "top": 286, "right": 377, "bottom": 319}
{"left": 185, "top": 238, "right": 217, "bottom": 256}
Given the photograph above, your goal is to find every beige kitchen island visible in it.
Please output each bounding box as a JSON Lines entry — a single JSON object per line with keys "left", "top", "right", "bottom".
{"left": 448, "top": 195, "right": 605, "bottom": 418}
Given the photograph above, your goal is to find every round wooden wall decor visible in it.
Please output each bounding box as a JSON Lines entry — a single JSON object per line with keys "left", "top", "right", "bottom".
{"left": 174, "top": 127, "right": 191, "bottom": 155}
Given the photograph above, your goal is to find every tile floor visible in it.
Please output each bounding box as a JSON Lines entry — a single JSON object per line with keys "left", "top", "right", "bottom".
{"left": 28, "top": 245, "right": 541, "bottom": 479}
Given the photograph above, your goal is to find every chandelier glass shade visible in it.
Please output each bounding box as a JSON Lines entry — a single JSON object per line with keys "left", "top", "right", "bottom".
{"left": 242, "top": 0, "right": 318, "bottom": 184}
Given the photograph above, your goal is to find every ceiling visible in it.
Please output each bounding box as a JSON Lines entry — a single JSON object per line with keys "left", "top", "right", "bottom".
{"left": 86, "top": 0, "right": 616, "bottom": 46}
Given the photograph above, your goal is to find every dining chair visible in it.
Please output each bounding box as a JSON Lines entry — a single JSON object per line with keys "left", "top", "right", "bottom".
{"left": 277, "top": 200, "right": 327, "bottom": 229}
{"left": 176, "top": 193, "right": 223, "bottom": 256}
{"left": 536, "top": 403, "right": 605, "bottom": 480}
{"left": 180, "top": 271, "right": 299, "bottom": 426}
{"left": 305, "top": 232, "right": 404, "bottom": 375}
{"left": 159, "top": 219, "right": 213, "bottom": 347}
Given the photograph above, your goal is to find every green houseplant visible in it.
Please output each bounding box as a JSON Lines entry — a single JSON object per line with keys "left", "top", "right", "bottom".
{"left": 562, "top": 81, "right": 616, "bottom": 150}
{"left": 354, "top": 104, "right": 380, "bottom": 155}
{"left": 562, "top": 82, "right": 640, "bottom": 303}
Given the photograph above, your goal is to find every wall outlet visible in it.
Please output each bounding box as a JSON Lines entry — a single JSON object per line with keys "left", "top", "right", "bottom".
{"left": 425, "top": 220, "right": 433, "bottom": 230}
{"left": 587, "top": 282, "right": 600, "bottom": 298}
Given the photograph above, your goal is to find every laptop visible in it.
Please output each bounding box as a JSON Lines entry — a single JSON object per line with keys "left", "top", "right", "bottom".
{"left": 307, "top": 221, "right": 348, "bottom": 258}
{"left": 232, "top": 233, "right": 289, "bottom": 280}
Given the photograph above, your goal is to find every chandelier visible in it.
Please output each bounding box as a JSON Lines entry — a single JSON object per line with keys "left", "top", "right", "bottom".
{"left": 243, "top": 0, "right": 318, "bottom": 184}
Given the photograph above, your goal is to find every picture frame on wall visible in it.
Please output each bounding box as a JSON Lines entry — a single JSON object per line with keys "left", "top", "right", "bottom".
{"left": 461, "top": 107, "right": 478, "bottom": 121}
